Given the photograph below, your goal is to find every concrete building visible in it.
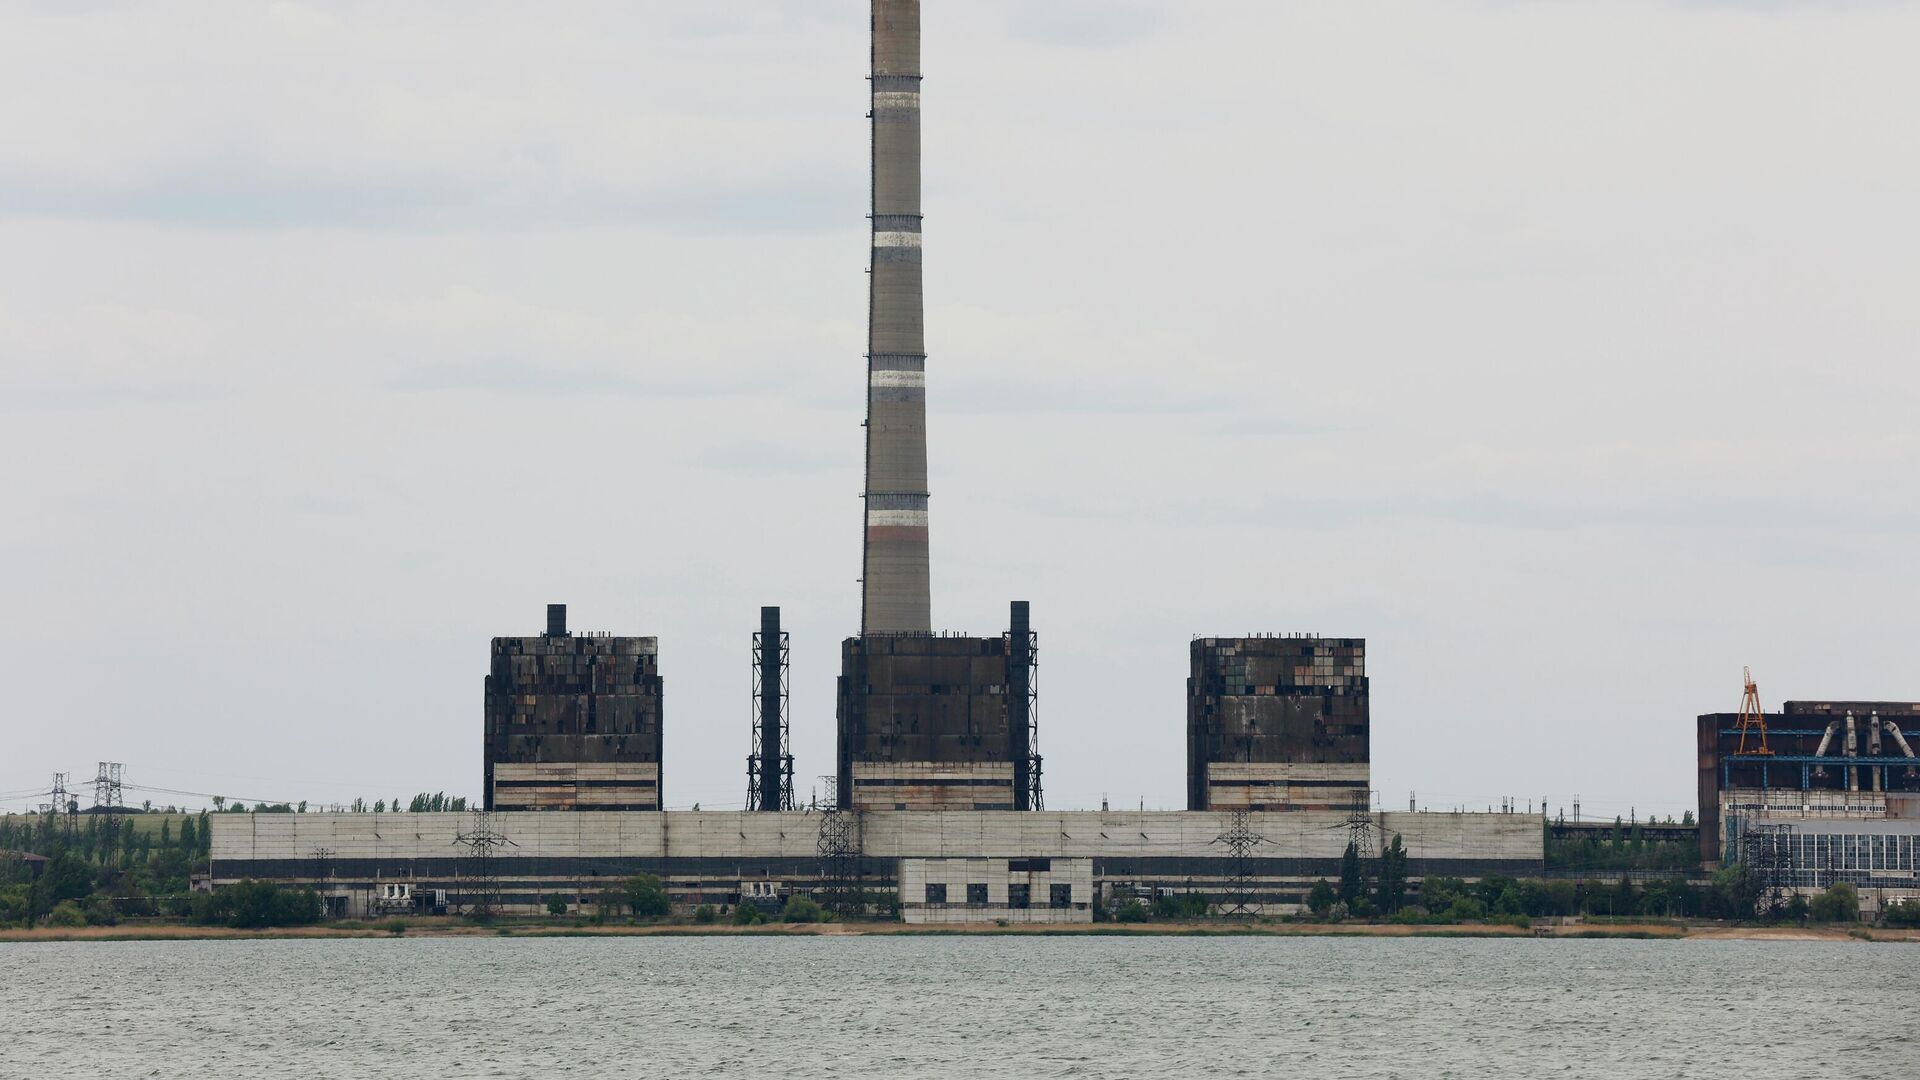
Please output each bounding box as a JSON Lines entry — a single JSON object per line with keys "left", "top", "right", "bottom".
{"left": 210, "top": 808, "right": 1544, "bottom": 920}
{"left": 861, "top": 0, "right": 932, "bottom": 636}
{"left": 1187, "top": 636, "right": 1369, "bottom": 811}
{"left": 837, "top": 602, "right": 1039, "bottom": 812}
{"left": 483, "top": 604, "right": 664, "bottom": 812}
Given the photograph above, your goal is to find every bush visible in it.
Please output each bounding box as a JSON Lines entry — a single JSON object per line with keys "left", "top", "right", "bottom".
{"left": 1152, "top": 892, "right": 1211, "bottom": 919}
{"left": 1114, "top": 899, "right": 1151, "bottom": 923}
{"left": 1883, "top": 899, "right": 1920, "bottom": 927}
{"left": 545, "top": 894, "right": 568, "bottom": 917}
{"left": 780, "top": 895, "right": 824, "bottom": 924}
{"left": 0, "top": 884, "right": 30, "bottom": 925}
{"left": 1445, "top": 897, "right": 1487, "bottom": 922}
{"left": 624, "top": 874, "right": 671, "bottom": 919}
{"left": 192, "top": 880, "right": 322, "bottom": 928}
{"left": 1307, "top": 880, "right": 1336, "bottom": 917}
{"left": 733, "top": 902, "right": 764, "bottom": 926}
{"left": 46, "top": 901, "right": 87, "bottom": 928}
{"left": 382, "top": 919, "right": 408, "bottom": 935}
{"left": 1809, "top": 883, "right": 1860, "bottom": 923}
{"left": 84, "top": 897, "right": 119, "bottom": 927}
{"left": 694, "top": 905, "right": 717, "bottom": 924}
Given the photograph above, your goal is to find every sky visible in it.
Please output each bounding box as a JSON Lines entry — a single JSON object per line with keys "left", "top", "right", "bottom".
{"left": 2, "top": 0, "right": 1916, "bottom": 820}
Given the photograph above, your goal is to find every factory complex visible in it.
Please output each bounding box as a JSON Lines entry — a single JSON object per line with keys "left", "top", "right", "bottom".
{"left": 206, "top": 2, "right": 1919, "bottom": 923}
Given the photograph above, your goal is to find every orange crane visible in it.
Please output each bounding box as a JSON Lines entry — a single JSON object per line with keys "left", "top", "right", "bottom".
{"left": 1735, "top": 666, "right": 1772, "bottom": 756}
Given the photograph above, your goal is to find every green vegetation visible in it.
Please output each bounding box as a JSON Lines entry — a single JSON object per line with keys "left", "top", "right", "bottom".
{"left": 46, "top": 901, "right": 87, "bottom": 928}
{"left": 1307, "top": 880, "right": 1336, "bottom": 917}
{"left": 545, "top": 894, "right": 568, "bottom": 916}
{"left": 1545, "top": 818, "right": 1699, "bottom": 873}
{"left": 693, "top": 904, "right": 717, "bottom": 924}
{"left": 780, "top": 895, "right": 825, "bottom": 923}
{"left": 1, "top": 809, "right": 209, "bottom": 927}
{"left": 624, "top": 874, "right": 671, "bottom": 919}
{"left": 1883, "top": 899, "right": 1920, "bottom": 927}
{"left": 733, "top": 902, "right": 765, "bottom": 926}
{"left": 1808, "top": 882, "right": 1860, "bottom": 923}
{"left": 192, "top": 879, "right": 322, "bottom": 928}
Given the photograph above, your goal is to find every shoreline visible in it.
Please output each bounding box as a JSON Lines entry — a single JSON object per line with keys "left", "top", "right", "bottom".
{"left": 3, "top": 920, "right": 1913, "bottom": 944}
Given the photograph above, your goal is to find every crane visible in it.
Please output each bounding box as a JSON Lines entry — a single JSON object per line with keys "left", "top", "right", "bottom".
{"left": 1735, "top": 666, "right": 1772, "bottom": 756}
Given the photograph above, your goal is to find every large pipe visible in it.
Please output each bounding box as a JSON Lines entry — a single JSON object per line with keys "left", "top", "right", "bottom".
{"left": 1846, "top": 712, "right": 1859, "bottom": 792}
{"left": 1885, "top": 720, "right": 1919, "bottom": 778}
{"left": 757, "top": 607, "right": 783, "bottom": 812}
{"left": 1812, "top": 720, "right": 1839, "bottom": 779}
{"left": 860, "top": 0, "right": 933, "bottom": 635}
{"left": 1870, "top": 714, "right": 1883, "bottom": 792}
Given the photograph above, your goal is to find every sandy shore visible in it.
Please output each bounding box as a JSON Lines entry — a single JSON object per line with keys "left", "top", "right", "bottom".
{"left": 3, "top": 920, "right": 1914, "bottom": 944}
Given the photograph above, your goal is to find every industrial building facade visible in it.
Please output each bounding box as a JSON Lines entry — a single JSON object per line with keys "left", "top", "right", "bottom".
{"left": 1187, "top": 636, "right": 1369, "bottom": 812}
{"left": 1697, "top": 699, "right": 1920, "bottom": 864}
{"left": 836, "top": 602, "right": 1038, "bottom": 812}
{"left": 483, "top": 605, "right": 664, "bottom": 812}
{"left": 211, "top": 809, "right": 1545, "bottom": 920}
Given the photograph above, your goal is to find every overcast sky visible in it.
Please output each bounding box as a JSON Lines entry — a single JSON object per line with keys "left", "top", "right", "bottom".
{"left": 3, "top": 0, "right": 1915, "bottom": 820}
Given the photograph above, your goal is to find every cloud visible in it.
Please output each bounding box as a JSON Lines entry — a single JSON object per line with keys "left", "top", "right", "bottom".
{"left": 1001, "top": 1, "right": 1168, "bottom": 48}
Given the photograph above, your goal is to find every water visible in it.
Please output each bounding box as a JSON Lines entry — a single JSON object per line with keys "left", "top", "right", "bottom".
{"left": 2, "top": 936, "right": 1911, "bottom": 1078}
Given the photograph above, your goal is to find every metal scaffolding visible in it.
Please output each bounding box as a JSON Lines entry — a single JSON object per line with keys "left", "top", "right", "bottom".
{"left": 747, "top": 608, "right": 795, "bottom": 811}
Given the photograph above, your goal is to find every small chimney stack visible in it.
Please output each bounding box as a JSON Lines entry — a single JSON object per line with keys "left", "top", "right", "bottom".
{"left": 546, "top": 603, "right": 568, "bottom": 638}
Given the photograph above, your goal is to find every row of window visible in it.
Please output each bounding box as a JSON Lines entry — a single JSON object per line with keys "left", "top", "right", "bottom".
{"left": 1780, "top": 833, "right": 1919, "bottom": 873}
{"left": 922, "top": 883, "right": 1073, "bottom": 908}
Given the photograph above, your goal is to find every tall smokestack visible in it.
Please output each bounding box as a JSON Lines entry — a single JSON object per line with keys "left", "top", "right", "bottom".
{"left": 861, "top": 0, "right": 932, "bottom": 635}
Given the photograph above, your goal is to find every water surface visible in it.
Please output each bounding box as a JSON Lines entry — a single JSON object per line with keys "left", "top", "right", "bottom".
{"left": 3, "top": 936, "right": 1910, "bottom": 1078}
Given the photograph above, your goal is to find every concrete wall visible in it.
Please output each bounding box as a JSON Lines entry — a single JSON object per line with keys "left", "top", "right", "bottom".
{"left": 900, "top": 857, "right": 1093, "bottom": 923}
{"left": 214, "top": 809, "right": 1541, "bottom": 866}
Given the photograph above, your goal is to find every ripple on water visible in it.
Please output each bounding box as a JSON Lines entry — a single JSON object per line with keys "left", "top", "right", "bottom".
{"left": 0, "top": 936, "right": 1912, "bottom": 1079}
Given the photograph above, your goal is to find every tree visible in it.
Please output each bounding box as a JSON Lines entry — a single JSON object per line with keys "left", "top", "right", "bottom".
{"left": 624, "top": 874, "right": 671, "bottom": 919}
{"left": 780, "top": 895, "right": 824, "bottom": 923}
{"left": 46, "top": 900, "right": 87, "bottom": 928}
{"left": 545, "top": 894, "right": 568, "bottom": 916}
{"left": 733, "top": 900, "right": 764, "bottom": 925}
{"left": 373, "top": 800, "right": 386, "bottom": 814}
{"left": 694, "top": 904, "right": 717, "bottom": 924}
{"left": 1338, "top": 841, "right": 1364, "bottom": 905}
{"left": 1376, "top": 835, "right": 1408, "bottom": 913}
{"left": 1681, "top": 810, "right": 1695, "bottom": 826}
{"left": 1809, "top": 883, "right": 1859, "bottom": 923}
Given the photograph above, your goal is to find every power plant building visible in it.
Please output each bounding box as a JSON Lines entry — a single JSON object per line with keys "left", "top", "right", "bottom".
{"left": 1697, "top": 699, "right": 1920, "bottom": 869}
{"left": 1188, "top": 636, "right": 1370, "bottom": 812}
{"left": 203, "top": 2, "right": 1554, "bottom": 924}
{"left": 483, "top": 604, "right": 664, "bottom": 812}
{"left": 837, "top": 602, "right": 1039, "bottom": 811}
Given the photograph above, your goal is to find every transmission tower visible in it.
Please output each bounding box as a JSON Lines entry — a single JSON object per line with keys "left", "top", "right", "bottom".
{"left": 308, "top": 847, "right": 335, "bottom": 883}
{"left": 93, "top": 762, "right": 124, "bottom": 811}
{"left": 452, "top": 810, "right": 517, "bottom": 918}
{"left": 815, "top": 806, "right": 863, "bottom": 918}
{"left": 1344, "top": 789, "right": 1377, "bottom": 863}
{"left": 46, "top": 772, "right": 70, "bottom": 817}
{"left": 1211, "top": 810, "right": 1266, "bottom": 917}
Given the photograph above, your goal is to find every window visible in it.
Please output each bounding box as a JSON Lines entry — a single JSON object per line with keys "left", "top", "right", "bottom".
{"left": 1050, "top": 884, "right": 1072, "bottom": 908}
{"left": 1008, "top": 858, "right": 1051, "bottom": 873}
{"left": 1008, "top": 884, "right": 1031, "bottom": 909}
{"left": 925, "top": 883, "right": 947, "bottom": 904}
{"left": 967, "top": 883, "right": 988, "bottom": 906}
